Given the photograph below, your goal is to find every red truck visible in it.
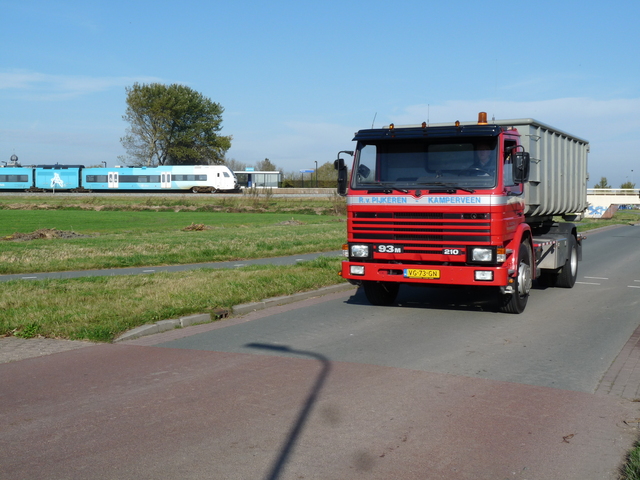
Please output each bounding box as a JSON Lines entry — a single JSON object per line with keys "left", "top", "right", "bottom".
{"left": 334, "top": 112, "right": 589, "bottom": 313}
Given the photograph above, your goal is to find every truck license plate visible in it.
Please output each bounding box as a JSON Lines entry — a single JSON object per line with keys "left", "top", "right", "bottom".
{"left": 404, "top": 269, "right": 440, "bottom": 279}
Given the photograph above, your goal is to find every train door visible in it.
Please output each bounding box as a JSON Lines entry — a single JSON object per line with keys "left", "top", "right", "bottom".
{"left": 108, "top": 172, "right": 119, "bottom": 189}
{"left": 161, "top": 172, "right": 171, "bottom": 189}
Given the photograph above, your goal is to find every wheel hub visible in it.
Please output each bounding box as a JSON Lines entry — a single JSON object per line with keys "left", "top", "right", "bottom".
{"left": 518, "top": 261, "right": 532, "bottom": 296}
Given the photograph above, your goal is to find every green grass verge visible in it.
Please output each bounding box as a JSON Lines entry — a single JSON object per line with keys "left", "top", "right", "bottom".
{"left": 1, "top": 256, "right": 346, "bottom": 342}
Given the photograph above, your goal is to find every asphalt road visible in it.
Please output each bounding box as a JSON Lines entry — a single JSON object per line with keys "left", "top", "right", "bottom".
{"left": 2, "top": 225, "right": 640, "bottom": 479}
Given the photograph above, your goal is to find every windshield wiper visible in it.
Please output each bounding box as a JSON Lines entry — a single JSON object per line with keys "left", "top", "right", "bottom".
{"left": 417, "top": 182, "right": 476, "bottom": 194}
{"left": 366, "top": 188, "right": 410, "bottom": 194}
{"left": 364, "top": 183, "right": 409, "bottom": 194}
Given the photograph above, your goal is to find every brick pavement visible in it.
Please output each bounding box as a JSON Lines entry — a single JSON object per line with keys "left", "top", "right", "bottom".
{"left": 0, "top": 337, "right": 96, "bottom": 364}
{"left": 4, "top": 318, "right": 640, "bottom": 402}
{"left": 596, "top": 323, "right": 640, "bottom": 400}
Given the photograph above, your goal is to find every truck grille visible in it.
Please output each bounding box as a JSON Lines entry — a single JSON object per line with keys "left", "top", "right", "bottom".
{"left": 352, "top": 210, "right": 491, "bottom": 250}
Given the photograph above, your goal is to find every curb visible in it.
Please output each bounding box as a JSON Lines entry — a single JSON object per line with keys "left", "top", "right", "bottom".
{"left": 113, "top": 282, "right": 356, "bottom": 343}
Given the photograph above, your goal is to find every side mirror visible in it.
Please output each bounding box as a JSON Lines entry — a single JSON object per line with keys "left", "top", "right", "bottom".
{"left": 335, "top": 158, "right": 348, "bottom": 197}
{"left": 512, "top": 149, "right": 530, "bottom": 184}
{"left": 334, "top": 151, "right": 353, "bottom": 197}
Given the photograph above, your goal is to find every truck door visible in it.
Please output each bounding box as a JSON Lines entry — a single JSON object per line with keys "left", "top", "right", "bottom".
{"left": 161, "top": 172, "right": 171, "bottom": 189}
{"left": 108, "top": 172, "right": 119, "bottom": 189}
{"left": 503, "top": 139, "right": 524, "bottom": 232}
{"left": 503, "top": 139, "right": 523, "bottom": 196}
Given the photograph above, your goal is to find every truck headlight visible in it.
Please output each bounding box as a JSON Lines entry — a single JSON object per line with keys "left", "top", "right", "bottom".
{"left": 350, "top": 244, "right": 370, "bottom": 258}
{"left": 470, "top": 247, "right": 494, "bottom": 263}
{"left": 475, "top": 271, "right": 494, "bottom": 281}
{"left": 350, "top": 265, "right": 365, "bottom": 275}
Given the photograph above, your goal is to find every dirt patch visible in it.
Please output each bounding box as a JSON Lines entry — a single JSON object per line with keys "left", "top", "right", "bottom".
{"left": 276, "top": 219, "right": 305, "bottom": 226}
{"left": 1, "top": 229, "right": 92, "bottom": 242}
{"left": 182, "top": 223, "right": 212, "bottom": 231}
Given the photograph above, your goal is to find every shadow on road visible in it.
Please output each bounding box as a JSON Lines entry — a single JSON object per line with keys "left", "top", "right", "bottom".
{"left": 245, "top": 343, "right": 331, "bottom": 480}
{"left": 345, "top": 284, "right": 498, "bottom": 312}
{"left": 345, "top": 281, "right": 552, "bottom": 313}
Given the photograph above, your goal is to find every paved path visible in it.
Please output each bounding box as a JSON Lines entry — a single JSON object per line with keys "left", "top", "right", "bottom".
{"left": 0, "top": 337, "right": 96, "bottom": 363}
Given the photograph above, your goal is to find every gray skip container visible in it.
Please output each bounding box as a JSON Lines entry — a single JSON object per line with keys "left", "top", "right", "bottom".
{"left": 491, "top": 118, "right": 590, "bottom": 220}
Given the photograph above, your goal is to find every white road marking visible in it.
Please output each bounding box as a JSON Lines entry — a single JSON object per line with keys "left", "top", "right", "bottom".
{"left": 576, "top": 281, "right": 601, "bottom": 285}
{"left": 584, "top": 276, "right": 609, "bottom": 280}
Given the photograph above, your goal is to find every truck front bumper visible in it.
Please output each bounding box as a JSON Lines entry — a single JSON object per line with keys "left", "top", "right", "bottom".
{"left": 341, "top": 260, "right": 510, "bottom": 287}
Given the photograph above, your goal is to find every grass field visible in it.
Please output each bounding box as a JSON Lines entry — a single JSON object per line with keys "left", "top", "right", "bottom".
{"left": 1, "top": 194, "right": 637, "bottom": 342}
{"left": 0, "top": 209, "right": 345, "bottom": 274}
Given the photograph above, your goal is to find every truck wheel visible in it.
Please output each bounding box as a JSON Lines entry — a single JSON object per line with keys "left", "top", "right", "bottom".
{"left": 555, "top": 235, "right": 578, "bottom": 288}
{"left": 362, "top": 281, "right": 399, "bottom": 306}
{"left": 499, "top": 242, "right": 532, "bottom": 314}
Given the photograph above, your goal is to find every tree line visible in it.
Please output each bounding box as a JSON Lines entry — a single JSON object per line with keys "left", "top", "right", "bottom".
{"left": 593, "top": 177, "right": 636, "bottom": 189}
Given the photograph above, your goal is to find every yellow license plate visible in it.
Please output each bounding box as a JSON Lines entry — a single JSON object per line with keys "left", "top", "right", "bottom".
{"left": 404, "top": 269, "right": 440, "bottom": 279}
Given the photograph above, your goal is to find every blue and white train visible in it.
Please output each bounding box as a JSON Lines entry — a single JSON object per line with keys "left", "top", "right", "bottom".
{"left": 0, "top": 164, "right": 240, "bottom": 193}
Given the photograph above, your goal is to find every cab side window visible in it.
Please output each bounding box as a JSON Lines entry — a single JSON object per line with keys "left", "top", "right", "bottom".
{"left": 503, "top": 141, "right": 522, "bottom": 194}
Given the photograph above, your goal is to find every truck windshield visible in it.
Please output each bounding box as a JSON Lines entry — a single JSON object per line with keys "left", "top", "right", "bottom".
{"left": 352, "top": 138, "right": 497, "bottom": 190}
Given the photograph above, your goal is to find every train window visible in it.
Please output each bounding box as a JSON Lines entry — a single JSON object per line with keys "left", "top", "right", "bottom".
{"left": 85, "top": 175, "right": 108, "bottom": 183}
{"left": 118, "top": 175, "right": 161, "bottom": 183}
{"left": 172, "top": 175, "right": 206, "bottom": 181}
{"left": 223, "top": 172, "right": 230, "bottom": 177}
{"left": 0, "top": 175, "right": 29, "bottom": 182}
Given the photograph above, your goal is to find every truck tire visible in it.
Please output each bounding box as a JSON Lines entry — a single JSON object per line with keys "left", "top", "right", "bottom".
{"left": 362, "top": 281, "right": 399, "bottom": 306}
{"left": 555, "top": 235, "right": 578, "bottom": 288}
{"left": 499, "top": 242, "right": 532, "bottom": 314}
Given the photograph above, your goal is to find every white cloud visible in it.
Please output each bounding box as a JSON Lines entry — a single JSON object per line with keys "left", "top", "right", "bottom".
{"left": 0, "top": 70, "right": 162, "bottom": 101}
{"left": 392, "top": 98, "right": 640, "bottom": 141}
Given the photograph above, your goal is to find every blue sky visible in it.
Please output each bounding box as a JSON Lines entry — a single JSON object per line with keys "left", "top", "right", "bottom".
{"left": 2, "top": 0, "right": 639, "bottom": 187}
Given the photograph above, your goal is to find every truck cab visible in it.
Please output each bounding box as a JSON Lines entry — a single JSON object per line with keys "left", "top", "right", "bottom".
{"left": 336, "top": 113, "right": 588, "bottom": 314}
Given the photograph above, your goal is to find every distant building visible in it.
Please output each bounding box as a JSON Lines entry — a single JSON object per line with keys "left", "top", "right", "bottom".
{"left": 234, "top": 170, "right": 280, "bottom": 188}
